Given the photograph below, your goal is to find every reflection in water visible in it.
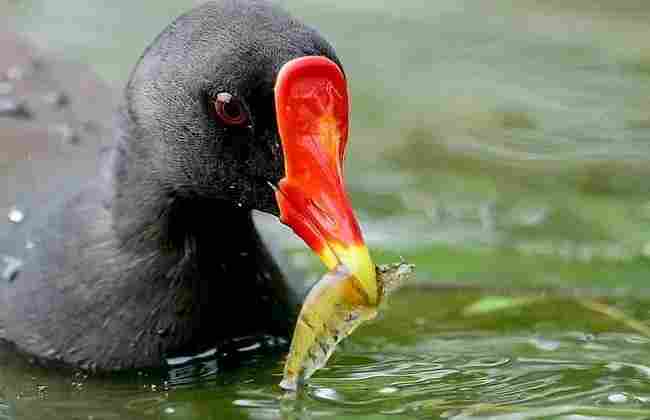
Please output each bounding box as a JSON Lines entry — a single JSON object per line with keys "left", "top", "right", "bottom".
{"left": 0, "top": 289, "right": 647, "bottom": 419}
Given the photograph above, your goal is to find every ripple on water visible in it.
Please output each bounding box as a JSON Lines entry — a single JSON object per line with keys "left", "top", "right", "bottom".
{"left": 296, "top": 330, "right": 650, "bottom": 418}
{"left": 1, "top": 292, "right": 649, "bottom": 420}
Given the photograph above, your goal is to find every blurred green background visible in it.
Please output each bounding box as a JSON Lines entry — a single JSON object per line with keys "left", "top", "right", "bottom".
{"left": 4, "top": 0, "right": 650, "bottom": 292}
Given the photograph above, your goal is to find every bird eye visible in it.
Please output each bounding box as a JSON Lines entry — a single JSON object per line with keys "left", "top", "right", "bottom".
{"left": 214, "top": 92, "right": 248, "bottom": 126}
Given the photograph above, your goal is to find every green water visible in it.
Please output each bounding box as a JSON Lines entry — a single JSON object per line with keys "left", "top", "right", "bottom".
{"left": 1, "top": 289, "right": 650, "bottom": 419}
{"left": 3, "top": 0, "right": 650, "bottom": 418}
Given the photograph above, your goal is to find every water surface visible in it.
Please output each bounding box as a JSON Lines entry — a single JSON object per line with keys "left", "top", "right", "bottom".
{"left": 1, "top": 288, "right": 649, "bottom": 419}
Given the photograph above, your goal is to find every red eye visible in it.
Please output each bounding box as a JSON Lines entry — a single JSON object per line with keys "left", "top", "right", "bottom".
{"left": 214, "top": 92, "right": 248, "bottom": 126}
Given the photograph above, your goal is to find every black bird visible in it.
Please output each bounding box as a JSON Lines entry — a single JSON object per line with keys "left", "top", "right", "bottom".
{"left": 0, "top": 0, "right": 375, "bottom": 370}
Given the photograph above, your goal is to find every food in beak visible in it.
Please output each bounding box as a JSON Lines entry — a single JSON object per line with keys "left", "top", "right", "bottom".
{"left": 273, "top": 55, "right": 414, "bottom": 391}
{"left": 280, "top": 262, "right": 415, "bottom": 391}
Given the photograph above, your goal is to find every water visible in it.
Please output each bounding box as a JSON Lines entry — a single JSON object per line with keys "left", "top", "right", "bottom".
{"left": 0, "top": 288, "right": 648, "bottom": 419}
{"left": 0, "top": 255, "right": 22, "bottom": 281}
{"left": 2, "top": 0, "right": 650, "bottom": 418}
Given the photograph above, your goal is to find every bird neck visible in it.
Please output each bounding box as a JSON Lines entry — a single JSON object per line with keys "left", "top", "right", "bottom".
{"left": 106, "top": 128, "right": 297, "bottom": 349}
{"left": 108, "top": 123, "right": 250, "bottom": 262}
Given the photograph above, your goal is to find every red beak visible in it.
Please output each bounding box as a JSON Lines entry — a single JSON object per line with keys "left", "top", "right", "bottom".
{"left": 274, "top": 56, "right": 377, "bottom": 304}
